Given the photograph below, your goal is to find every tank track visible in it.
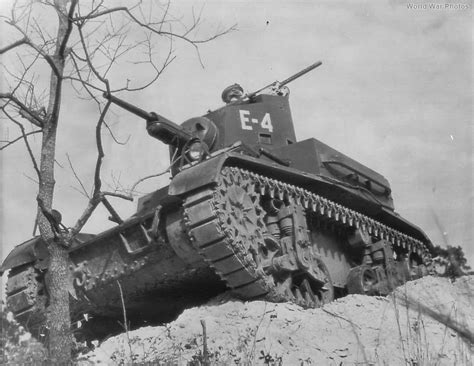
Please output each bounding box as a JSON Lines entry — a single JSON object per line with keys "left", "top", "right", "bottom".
{"left": 183, "top": 168, "right": 279, "bottom": 302}
{"left": 5, "top": 166, "right": 433, "bottom": 337}
{"left": 5, "top": 264, "right": 47, "bottom": 337}
{"left": 183, "top": 166, "right": 432, "bottom": 304}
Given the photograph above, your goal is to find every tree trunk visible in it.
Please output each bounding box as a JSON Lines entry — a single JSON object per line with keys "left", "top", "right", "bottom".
{"left": 37, "top": 129, "right": 74, "bottom": 361}
{"left": 37, "top": 123, "right": 74, "bottom": 361}
{"left": 36, "top": 0, "right": 75, "bottom": 361}
{"left": 45, "top": 243, "right": 74, "bottom": 361}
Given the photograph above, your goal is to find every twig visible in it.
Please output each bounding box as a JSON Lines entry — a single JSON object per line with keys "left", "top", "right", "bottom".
{"left": 2, "top": 24, "right": 60, "bottom": 77}
{"left": 247, "top": 302, "right": 267, "bottom": 364}
{"left": 200, "top": 319, "right": 210, "bottom": 366}
{"left": 322, "top": 308, "right": 361, "bottom": 329}
{"left": 390, "top": 293, "right": 408, "bottom": 361}
{"left": 103, "top": 120, "right": 130, "bottom": 145}
{"left": 23, "top": 172, "right": 39, "bottom": 185}
{"left": 66, "top": 153, "right": 90, "bottom": 199}
{"left": 102, "top": 191, "right": 133, "bottom": 201}
{"left": 127, "top": 148, "right": 180, "bottom": 195}
{"left": 128, "top": 170, "right": 170, "bottom": 195}
{"left": 1, "top": 108, "right": 41, "bottom": 178}
{"left": 117, "top": 280, "right": 134, "bottom": 363}
{"left": 0, "top": 129, "right": 41, "bottom": 150}
{"left": 0, "top": 93, "right": 45, "bottom": 127}
{"left": 73, "top": 3, "right": 235, "bottom": 69}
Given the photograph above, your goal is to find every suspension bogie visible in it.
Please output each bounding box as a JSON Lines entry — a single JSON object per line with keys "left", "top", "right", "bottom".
{"left": 209, "top": 166, "right": 433, "bottom": 304}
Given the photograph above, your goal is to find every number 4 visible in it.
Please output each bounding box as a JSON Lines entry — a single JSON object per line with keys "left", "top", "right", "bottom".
{"left": 261, "top": 113, "right": 273, "bottom": 132}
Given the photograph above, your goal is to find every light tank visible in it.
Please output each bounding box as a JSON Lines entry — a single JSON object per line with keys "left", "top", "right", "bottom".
{"left": 1, "top": 62, "right": 434, "bottom": 340}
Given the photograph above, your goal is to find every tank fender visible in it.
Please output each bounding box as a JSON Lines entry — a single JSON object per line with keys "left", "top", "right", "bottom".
{"left": 0, "top": 237, "right": 48, "bottom": 275}
{"left": 169, "top": 153, "right": 433, "bottom": 248}
{"left": 169, "top": 154, "right": 230, "bottom": 196}
{"left": 169, "top": 152, "right": 321, "bottom": 196}
{"left": 0, "top": 232, "right": 95, "bottom": 275}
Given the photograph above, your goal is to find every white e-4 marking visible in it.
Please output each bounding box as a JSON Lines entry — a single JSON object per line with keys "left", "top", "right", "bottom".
{"left": 239, "top": 110, "right": 274, "bottom": 132}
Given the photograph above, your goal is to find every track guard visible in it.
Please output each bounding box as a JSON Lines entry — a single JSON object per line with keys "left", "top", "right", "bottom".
{"left": 1, "top": 233, "right": 95, "bottom": 275}
{"left": 0, "top": 237, "right": 47, "bottom": 275}
{"left": 169, "top": 153, "right": 433, "bottom": 255}
{"left": 169, "top": 154, "right": 229, "bottom": 196}
{"left": 169, "top": 152, "right": 316, "bottom": 196}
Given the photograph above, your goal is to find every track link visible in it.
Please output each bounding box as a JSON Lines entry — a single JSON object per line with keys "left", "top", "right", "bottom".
{"left": 183, "top": 166, "right": 432, "bottom": 302}
{"left": 6, "top": 264, "right": 47, "bottom": 336}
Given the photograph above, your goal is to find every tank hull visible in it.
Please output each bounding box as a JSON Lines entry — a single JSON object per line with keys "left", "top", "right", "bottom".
{"left": 3, "top": 150, "right": 433, "bottom": 341}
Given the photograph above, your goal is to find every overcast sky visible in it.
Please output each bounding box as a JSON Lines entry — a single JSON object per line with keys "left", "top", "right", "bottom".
{"left": 1, "top": 0, "right": 472, "bottom": 278}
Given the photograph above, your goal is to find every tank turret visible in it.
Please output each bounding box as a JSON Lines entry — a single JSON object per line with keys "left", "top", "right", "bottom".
{"left": 105, "top": 62, "right": 323, "bottom": 172}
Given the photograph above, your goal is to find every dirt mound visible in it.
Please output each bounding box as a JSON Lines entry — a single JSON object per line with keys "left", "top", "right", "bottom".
{"left": 79, "top": 276, "right": 474, "bottom": 365}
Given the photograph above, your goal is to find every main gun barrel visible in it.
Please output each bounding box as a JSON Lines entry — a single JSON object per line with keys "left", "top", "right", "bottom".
{"left": 104, "top": 92, "right": 193, "bottom": 146}
{"left": 104, "top": 92, "right": 156, "bottom": 121}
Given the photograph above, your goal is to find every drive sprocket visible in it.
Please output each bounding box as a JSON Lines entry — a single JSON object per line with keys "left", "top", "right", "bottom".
{"left": 184, "top": 167, "right": 280, "bottom": 302}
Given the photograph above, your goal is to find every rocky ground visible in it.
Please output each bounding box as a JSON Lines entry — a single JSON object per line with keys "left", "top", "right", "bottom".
{"left": 77, "top": 275, "right": 473, "bottom": 365}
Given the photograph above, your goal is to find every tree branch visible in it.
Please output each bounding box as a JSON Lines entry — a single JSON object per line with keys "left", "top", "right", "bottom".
{"left": 5, "top": 21, "right": 60, "bottom": 77}
{"left": 127, "top": 147, "right": 180, "bottom": 196}
{"left": 58, "top": 0, "right": 78, "bottom": 57}
{"left": 76, "top": 22, "right": 109, "bottom": 86}
{"left": 0, "top": 129, "right": 41, "bottom": 150}
{"left": 1, "top": 107, "right": 41, "bottom": 178}
{"left": 72, "top": 3, "right": 235, "bottom": 69}
{"left": 128, "top": 171, "right": 169, "bottom": 196}
{"left": 67, "top": 51, "right": 107, "bottom": 94}
{"left": 92, "top": 100, "right": 111, "bottom": 195}
{"left": 0, "top": 37, "right": 27, "bottom": 54}
{"left": 66, "top": 153, "right": 90, "bottom": 199}
{"left": 72, "top": 6, "right": 128, "bottom": 22}
{"left": 18, "top": 108, "right": 45, "bottom": 126}
{"left": 69, "top": 196, "right": 101, "bottom": 236}
{"left": 45, "top": 0, "right": 79, "bottom": 125}
{"left": 0, "top": 93, "right": 45, "bottom": 128}
{"left": 102, "top": 191, "right": 133, "bottom": 201}
{"left": 103, "top": 121, "right": 130, "bottom": 145}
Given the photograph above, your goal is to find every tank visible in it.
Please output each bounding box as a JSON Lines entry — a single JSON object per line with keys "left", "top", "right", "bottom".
{"left": 1, "top": 62, "right": 434, "bottom": 341}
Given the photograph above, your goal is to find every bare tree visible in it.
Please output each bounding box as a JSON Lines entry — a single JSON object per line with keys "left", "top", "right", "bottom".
{"left": 0, "top": 0, "right": 234, "bottom": 361}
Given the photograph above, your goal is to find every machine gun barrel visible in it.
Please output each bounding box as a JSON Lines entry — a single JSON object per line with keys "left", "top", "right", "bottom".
{"left": 104, "top": 92, "right": 193, "bottom": 146}
{"left": 246, "top": 61, "right": 322, "bottom": 100}
{"left": 279, "top": 61, "right": 322, "bottom": 87}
